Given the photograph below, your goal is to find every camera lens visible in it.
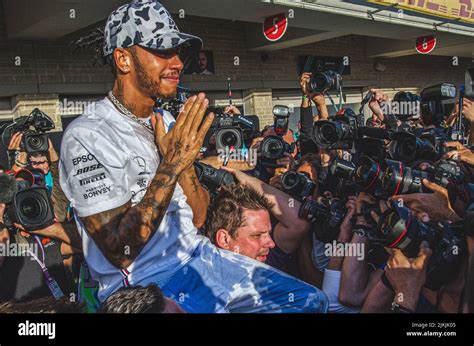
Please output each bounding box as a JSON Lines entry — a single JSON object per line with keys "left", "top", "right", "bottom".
{"left": 378, "top": 204, "right": 437, "bottom": 258}
{"left": 312, "top": 121, "right": 337, "bottom": 147}
{"left": 321, "top": 123, "right": 337, "bottom": 143}
{"left": 281, "top": 171, "right": 299, "bottom": 191}
{"left": 21, "top": 197, "right": 41, "bottom": 219}
{"left": 26, "top": 134, "right": 46, "bottom": 151}
{"left": 215, "top": 128, "right": 242, "bottom": 149}
{"left": 261, "top": 136, "right": 284, "bottom": 159}
{"left": 354, "top": 156, "right": 381, "bottom": 191}
{"left": 309, "top": 74, "right": 330, "bottom": 93}
{"left": 382, "top": 160, "right": 428, "bottom": 196}
{"left": 382, "top": 160, "right": 404, "bottom": 196}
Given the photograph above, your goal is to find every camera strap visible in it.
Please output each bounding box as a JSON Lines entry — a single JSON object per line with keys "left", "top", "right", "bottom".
{"left": 27, "top": 235, "right": 64, "bottom": 299}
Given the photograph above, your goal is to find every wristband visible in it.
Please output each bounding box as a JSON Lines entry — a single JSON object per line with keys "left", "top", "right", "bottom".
{"left": 15, "top": 160, "right": 27, "bottom": 168}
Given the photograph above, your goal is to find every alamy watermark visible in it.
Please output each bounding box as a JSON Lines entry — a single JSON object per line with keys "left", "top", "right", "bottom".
{"left": 324, "top": 240, "right": 365, "bottom": 261}
{"left": 0, "top": 241, "right": 39, "bottom": 259}
{"left": 217, "top": 147, "right": 258, "bottom": 167}
{"left": 380, "top": 100, "right": 420, "bottom": 117}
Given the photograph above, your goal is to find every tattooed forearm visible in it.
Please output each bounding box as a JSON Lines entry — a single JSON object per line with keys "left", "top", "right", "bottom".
{"left": 81, "top": 161, "right": 179, "bottom": 268}
{"left": 178, "top": 166, "right": 210, "bottom": 228}
{"left": 190, "top": 174, "right": 199, "bottom": 193}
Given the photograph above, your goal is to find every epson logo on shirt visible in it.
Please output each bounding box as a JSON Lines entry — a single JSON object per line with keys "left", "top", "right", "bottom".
{"left": 74, "top": 163, "right": 104, "bottom": 176}
{"left": 18, "top": 320, "right": 56, "bottom": 340}
{"left": 72, "top": 154, "right": 96, "bottom": 166}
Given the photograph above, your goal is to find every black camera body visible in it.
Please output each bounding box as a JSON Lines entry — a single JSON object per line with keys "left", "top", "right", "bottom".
{"left": 8, "top": 187, "right": 55, "bottom": 232}
{"left": 0, "top": 170, "right": 55, "bottom": 232}
{"left": 420, "top": 83, "right": 456, "bottom": 127}
{"left": 308, "top": 70, "right": 342, "bottom": 94}
{"left": 0, "top": 108, "right": 54, "bottom": 154}
{"left": 377, "top": 203, "right": 467, "bottom": 290}
{"left": 280, "top": 171, "right": 315, "bottom": 202}
{"left": 208, "top": 113, "right": 259, "bottom": 151}
{"left": 259, "top": 135, "right": 294, "bottom": 167}
{"left": 194, "top": 162, "right": 235, "bottom": 198}
{"left": 299, "top": 197, "right": 346, "bottom": 243}
{"left": 388, "top": 127, "right": 454, "bottom": 163}
{"left": 312, "top": 108, "right": 364, "bottom": 150}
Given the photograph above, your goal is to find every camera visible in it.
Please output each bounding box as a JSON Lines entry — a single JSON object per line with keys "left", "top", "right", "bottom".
{"left": 329, "top": 156, "right": 384, "bottom": 196}
{"left": 381, "top": 159, "right": 463, "bottom": 197}
{"left": 280, "top": 171, "right": 315, "bottom": 202}
{"left": 0, "top": 108, "right": 54, "bottom": 154}
{"left": 311, "top": 108, "right": 363, "bottom": 149}
{"left": 387, "top": 127, "right": 455, "bottom": 163}
{"left": 377, "top": 203, "right": 467, "bottom": 290}
{"left": 207, "top": 113, "right": 259, "bottom": 151}
{"left": 258, "top": 135, "right": 294, "bottom": 167}
{"left": 392, "top": 91, "right": 421, "bottom": 121}
{"left": 420, "top": 83, "right": 457, "bottom": 127}
{"left": 307, "top": 70, "right": 342, "bottom": 94}
{"left": 194, "top": 161, "right": 235, "bottom": 197}
{"left": 299, "top": 197, "right": 346, "bottom": 243}
{"left": 0, "top": 170, "right": 55, "bottom": 232}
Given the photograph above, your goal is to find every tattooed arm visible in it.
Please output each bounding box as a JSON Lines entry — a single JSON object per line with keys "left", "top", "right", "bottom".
{"left": 81, "top": 162, "right": 180, "bottom": 268}
{"left": 79, "top": 94, "right": 214, "bottom": 269}
{"left": 178, "top": 166, "right": 210, "bottom": 229}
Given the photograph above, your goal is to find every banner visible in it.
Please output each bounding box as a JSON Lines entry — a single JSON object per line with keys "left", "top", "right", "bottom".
{"left": 367, "top": 0, "right": 474, "bottom": 25}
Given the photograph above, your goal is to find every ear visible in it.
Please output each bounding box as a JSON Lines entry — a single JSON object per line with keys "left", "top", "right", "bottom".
{"left": 113, "top": 48, "right": 132, "bottom": 74}
{"left": 215, "top": 229, "right": 232, "bottom": 250}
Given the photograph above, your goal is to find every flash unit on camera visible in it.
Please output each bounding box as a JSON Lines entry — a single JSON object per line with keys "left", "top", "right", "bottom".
{"left": 273, "top": 105, "right": 290, "bottom": 118}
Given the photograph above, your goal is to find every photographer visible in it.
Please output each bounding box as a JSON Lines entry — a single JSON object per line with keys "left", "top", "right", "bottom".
{"left": 0, "top": 189, "right": 73, "bottom": 302}
{"left": 338, "top": 194, "right": 386, "bottom": 308}
{"left": 361, "top": 242, "right": 433, "bottom": 313}
{"left": 205, "top": 167, "right": 313, "bottom": 272}
{"left": 7, "top": 133, "right": 69, "bottom": 223}
{"left": 299, "top": 72, "right": 329, "bottom": 156}
{"left": 321, "top": 196, "right": 361, "bottom": 312}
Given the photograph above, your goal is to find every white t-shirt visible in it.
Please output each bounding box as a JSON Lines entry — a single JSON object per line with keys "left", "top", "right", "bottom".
{"left": 59, "top": 97, "right": 200, "bottom": 301}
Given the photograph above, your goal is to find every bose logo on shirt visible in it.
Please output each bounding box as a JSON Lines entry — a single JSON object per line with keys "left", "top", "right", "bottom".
{"left": 74, "top": 163, "right": 104, "bottom": 176}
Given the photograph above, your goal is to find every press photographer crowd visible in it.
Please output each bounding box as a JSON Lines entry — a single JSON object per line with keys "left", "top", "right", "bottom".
{"left": 0, "top": 1, "right": 474, "bottom": 315}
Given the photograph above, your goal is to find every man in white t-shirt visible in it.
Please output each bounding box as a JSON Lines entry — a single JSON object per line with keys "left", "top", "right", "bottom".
{"left": 60, "top": 1, "right": 328, "bottom": 312}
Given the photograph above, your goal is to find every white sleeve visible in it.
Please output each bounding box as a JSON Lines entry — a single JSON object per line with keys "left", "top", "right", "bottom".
{"left": 59, "top": 125, "right": 133, "bottom": 217}
{"left": 322, "top": 269, "right": 361, "bottom": 314}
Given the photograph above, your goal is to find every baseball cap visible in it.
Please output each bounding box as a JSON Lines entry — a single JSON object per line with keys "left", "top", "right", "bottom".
{"left": 103, "top": 0, "right": 203, "bottom": 57}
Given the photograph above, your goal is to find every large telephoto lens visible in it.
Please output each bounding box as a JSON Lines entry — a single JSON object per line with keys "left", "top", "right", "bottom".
{"left": 382, "top": 160, "right": 428, "bottom": 196}
{"left": 354, "top": 156, "right": 382, "bottom": 192}
{"left": 378, "top": 204, "right": 437, "bottom": 258}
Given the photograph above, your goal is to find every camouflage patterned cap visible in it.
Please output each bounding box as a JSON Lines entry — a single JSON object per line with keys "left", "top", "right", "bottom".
{"left": 103, "top": 0, "right": 203, "bottom": 57}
